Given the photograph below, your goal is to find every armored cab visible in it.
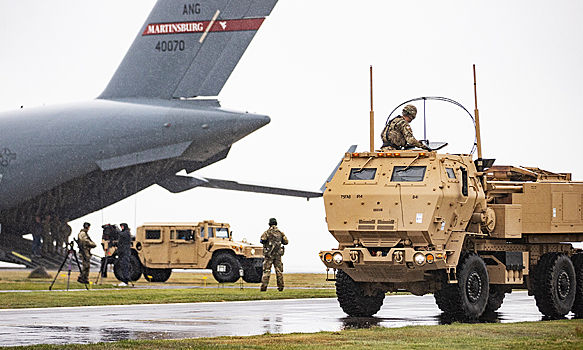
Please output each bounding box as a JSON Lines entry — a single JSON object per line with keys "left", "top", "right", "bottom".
{"left": 320, "top": 148, "right": 583, "bottom": 320}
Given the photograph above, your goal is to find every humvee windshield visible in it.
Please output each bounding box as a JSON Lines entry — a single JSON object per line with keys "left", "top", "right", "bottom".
{"left": 349, "top": 168, "right": 377, "bottom": 180}
{"left": 216, "top": 227, "right": 229, "bottom": 238}
{"left": 391, "top": 166, "right": 426, "bottom": 182}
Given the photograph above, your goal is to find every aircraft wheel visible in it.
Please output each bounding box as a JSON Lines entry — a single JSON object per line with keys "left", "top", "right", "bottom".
{"left": 211, "top": 253, "right": 242, "bottom": 283}
{"left": 571, "top": 253, "right": 583, "bottom": 318}
{"left": 335, "top": 269, "right": 385, "bottom": 317}
{"left": 143, "top": 267, "right": 172, "bottom": 282}
{"left": 435, "top": 252, "right": 489, "bottom": 320}
{"left": 534, "top": 252, "right": 576, "bottom": 318}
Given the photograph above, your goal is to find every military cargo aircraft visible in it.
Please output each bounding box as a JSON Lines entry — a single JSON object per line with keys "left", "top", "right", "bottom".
{"left": 0, "top": 0, "right": 321, "bottom": 265}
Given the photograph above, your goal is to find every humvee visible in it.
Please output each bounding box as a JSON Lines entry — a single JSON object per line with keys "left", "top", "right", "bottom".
{"left": 319, "top": 70, "right": 583, "bottom": 320}
{"left": 101, "top": 220, "right": 264, "bottom": 283}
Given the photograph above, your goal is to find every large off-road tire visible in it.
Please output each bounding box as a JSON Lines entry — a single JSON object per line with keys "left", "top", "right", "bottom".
{"left": 211, "top": 253, "right": 242, "bottom": 283}
{"left": 335, "top": 269, "right": 385, "bottom": 317}
{"left": 572, "top": 253, "right": 583, "bottom": 318}
{"left": 533, "top": 252, "right": 576, "bottom": 319}
{"left": 485, "top": 285, "right": 508, "bottom": 313}
{"left": 113, "top": 253, "right": 143, "bottom": 282}
{"left": 143, "top": 267, "right": 172, "bottom": 282}
{"left": 242, "top": 265, "right": 263, "bottom": 283}
{"left": 434, "top": 252, "right": 489, "bottom": 320}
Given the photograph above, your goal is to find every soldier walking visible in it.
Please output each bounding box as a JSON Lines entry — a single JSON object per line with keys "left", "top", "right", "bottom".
{"left": 77, "top": 222, "right": 96, "bottom": 284}
{"left": 260, "top": 218, "right": 288, "bottom": 291}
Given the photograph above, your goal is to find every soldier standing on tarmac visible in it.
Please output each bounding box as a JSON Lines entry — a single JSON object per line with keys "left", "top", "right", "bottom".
{"left": 260, "top": 218, "right": 288, "bottom": 291}
{"left": 41, "top": 214, "right": 51, "bottom": 255}
{"left": 77, "top": 222, "right": 96, "bottom": 284}
{"left": 380, "top": 104, "right": 428, "bottom": 151}
{"left": 59, "top": 218, "right": 72, "bottom": 254}
{"left": 117, "top": 223, "right": 132, "bottom": 286}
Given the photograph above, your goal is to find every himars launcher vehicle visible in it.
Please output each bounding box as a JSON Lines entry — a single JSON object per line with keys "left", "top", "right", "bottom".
{"left": 319, "top": 67, "right": 583, "bottom": 320}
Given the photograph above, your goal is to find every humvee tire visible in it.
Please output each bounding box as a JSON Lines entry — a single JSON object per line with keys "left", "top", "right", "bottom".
{"left": 335, "top": 269, "right": 385, "bottom": 317}
{"left": 485, "top": 285, "right": 509, "bottom": 313}
{"left": 434, "top": 253, "right": 489, "bottom": 320}
{"left": 113, "top": 253, "right": 143, "bottom": 282}
{"left": 143, "top": 267, "right": 172, "bottom": 282}
{"left": 571, "top": 253, "right": 583, "bottom": 318}
{"left": 534, "top": 252, "right": 576, "bottom": 318}
{"left": 212, "top": 252, "right": 242, "bottom": 283}
{"left": 242, "top": 265, "right": 263, "bottom": 283}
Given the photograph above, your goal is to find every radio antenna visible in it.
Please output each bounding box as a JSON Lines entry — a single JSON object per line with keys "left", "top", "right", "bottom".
{"left": 369, "top": 66, "right": 374, "bottom": 152}
{"left": 473, "top": 64, "right": 483, "bottom": 161}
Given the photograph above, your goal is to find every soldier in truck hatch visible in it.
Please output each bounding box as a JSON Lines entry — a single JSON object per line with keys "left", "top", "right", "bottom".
{"left": 381, "top": 104, "right": 428, "bottom": 151}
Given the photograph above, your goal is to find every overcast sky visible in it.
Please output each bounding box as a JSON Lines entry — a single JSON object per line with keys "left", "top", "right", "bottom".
{"left": 1, "top": 1, "right": 582, "bottom": 271}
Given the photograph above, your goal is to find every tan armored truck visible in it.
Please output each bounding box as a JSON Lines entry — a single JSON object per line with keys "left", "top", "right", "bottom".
{"left": 101, "top": 220, "right": 264, "bottom": 283}
{"left": 319, "top": 72, "right": 583, "bottom": 320}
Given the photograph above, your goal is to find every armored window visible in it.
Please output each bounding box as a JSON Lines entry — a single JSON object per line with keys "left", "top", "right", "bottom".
{"left": 348, "top": 168, "right": 377, "bottom": 180}
{"left": 199, "top": 227, "right": 204, "bottom": 238}
{"left": 216, "top": 227, "right": 229, "bottom": 238}
{"left": 391, "top": 166, "right": 427, "bottom": 182}
{"left": 207, "top": 227, "right": 215, "bottom": 238}
{"left": 176, "top": 229, "right": 193, "bottom": 240}
{"left": 446, "top": 168, "right": 456, "bottom": 179}
{"left": 145, "top": 229, "right": 161, "bottom": 240}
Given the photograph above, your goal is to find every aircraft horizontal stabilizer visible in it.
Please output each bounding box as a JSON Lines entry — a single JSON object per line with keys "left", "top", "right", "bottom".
{"left": 320, "top": 145, "right": 357, "bottom": 192}
{"left": 158, "top": 175, "right": 322, "bottom": 200}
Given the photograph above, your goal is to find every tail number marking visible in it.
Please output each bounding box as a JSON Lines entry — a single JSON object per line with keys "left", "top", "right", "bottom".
{"left": 156, "top": 40, "right": 185, "bottom": 52}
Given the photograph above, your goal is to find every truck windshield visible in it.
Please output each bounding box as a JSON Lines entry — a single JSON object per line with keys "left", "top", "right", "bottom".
{"left": 216, "top": 227, "right": 229, "bottom": 238}
{"left": 349, "top": 168, "right": 377, "bottom": 180}
{"left": 391, "top": 166, "right": 426, "bottom": 182}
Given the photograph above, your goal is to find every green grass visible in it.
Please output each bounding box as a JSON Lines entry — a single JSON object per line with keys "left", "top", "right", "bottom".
{"left": 0, "top": 270, "right": 336, "bottom": 308}
{"left": 6, "top": 319, "right": 583, "bottom": 349}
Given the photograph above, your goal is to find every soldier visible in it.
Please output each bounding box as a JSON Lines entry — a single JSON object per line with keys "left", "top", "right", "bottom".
{"left": 77, "top": 222, "right": 96, "bottom": 284}
{"left": 31, "top": 216, "right": 42, "bottom": 257}
{"left": 117, "top": 223, "right": 132, "bottom": 286}
{"left": 51, "top": 215, "right": 61, "bottom": 254}
{"left": 59, "top": 217, "right": 72, "bottom": 254}
{"left": 381, "top": 104, "right": 428, "bottom": 151}
{"left": 41, "top": 214, "right": 52, "bottom": 255}
{"left": 260, "top": 218, "right": 288, "bottom": 291}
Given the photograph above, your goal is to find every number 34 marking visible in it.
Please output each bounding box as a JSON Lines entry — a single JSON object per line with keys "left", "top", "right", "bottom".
{"left": 156, "top": 40, "right": 185, "bottom": 52}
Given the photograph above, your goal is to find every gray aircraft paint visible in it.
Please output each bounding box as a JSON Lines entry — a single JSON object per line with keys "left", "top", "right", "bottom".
{"left": 0, "top": 0, "right": 318, "bottom": 248}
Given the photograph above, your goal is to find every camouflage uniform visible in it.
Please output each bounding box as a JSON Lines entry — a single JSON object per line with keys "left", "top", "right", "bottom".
{"left": 77, "top": 227, "right": 96, "bottom": 284}
{"left": 50, "top": 217, "right": 61, "bottom": 254}
{"left": 260, "top": 223, "right": 288, "bottom": 291}
{"left": 381, "top": 105, "right": 425, "bottom": 150}
{"left": 59, "top": 220, "right": 72, "bottom": 253}
{"left": 380, "top": 116, "right": 424, "bottom": 150}
{"left": 41, "top": 215, "right": 51, "bottom": 255}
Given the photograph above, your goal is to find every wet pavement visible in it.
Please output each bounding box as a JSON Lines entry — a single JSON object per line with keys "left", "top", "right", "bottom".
{"left": 0, "top": 291, "right": 561, "bottom": 347}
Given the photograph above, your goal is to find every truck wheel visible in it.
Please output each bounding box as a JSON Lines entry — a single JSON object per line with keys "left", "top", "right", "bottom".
{"left": 143, "top": 267, "right": 172, "bottom": 282}
{"left": 485, "top": 285, "right": 508, "bottom": 313}
{"left": 211, "top": 253, "right": 242, "bottom": 283}
{"left": 335, "top": 269, "right": 385, "bottom": 317}
{"left": 242, "top": 265, "right": 263, "bottom": 283}
{"left": 435, "top": 252, "right": 489, "bottom": 320}
{"left": 534, "top": 252, "right": 576, "bottom": 318}
{"left": 129, "top": 253, "right": 143, "bottom": 282}
{"left": 572, "top": 253, "right": 583, "bottom": 318}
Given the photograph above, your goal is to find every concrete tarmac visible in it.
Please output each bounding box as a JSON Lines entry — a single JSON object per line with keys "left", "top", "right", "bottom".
{"left": 0, "top": 291, "right": 561, "bottom": 347}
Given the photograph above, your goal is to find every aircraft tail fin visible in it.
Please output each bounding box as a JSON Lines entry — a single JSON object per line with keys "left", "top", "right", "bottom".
{"left": 99, "top": 0, "right": 278, "bottom": 100}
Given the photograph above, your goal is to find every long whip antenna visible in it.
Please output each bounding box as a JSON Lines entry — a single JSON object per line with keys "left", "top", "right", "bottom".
{"left": 369, "top": 66, "right": 374, "bottom": 152}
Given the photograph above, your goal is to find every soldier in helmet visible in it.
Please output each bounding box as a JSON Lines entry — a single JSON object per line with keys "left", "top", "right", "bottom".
{"left": 381, "top": 104, "right": 428, "bottom": 150}
{"left": 77, "top": 222, "right": 96, "bottom": 284}
{"left": 260, "top": 218, "right": 288, "bottom": 291}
